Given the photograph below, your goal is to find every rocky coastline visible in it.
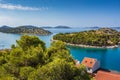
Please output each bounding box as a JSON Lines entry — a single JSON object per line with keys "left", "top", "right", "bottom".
{"left": 51, "top": 38, "right": 119, "bottom": 48}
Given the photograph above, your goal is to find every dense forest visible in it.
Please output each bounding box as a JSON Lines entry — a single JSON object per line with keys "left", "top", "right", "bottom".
{"left": 0, "top": 35, "right": 91, "bottom": 80}
{"left": 53, "top": 28, "right": 120, "bottom": 47}
{"left": 0, "top": 25, "right": 52, "bottom": 35}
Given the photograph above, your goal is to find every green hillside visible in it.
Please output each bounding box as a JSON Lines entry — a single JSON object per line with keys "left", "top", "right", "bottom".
{"left": 53, "top": 28, "right": 120, "bottom": 47}
{"left": 0, "top": 25, "right": 52, "bottom": 35}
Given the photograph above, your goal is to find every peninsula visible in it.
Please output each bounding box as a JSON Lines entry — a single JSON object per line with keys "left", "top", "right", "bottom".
{"left": 53, "top": 28, "right": 120, "bottom": 48}
{"left": 0, "top": 25, "right": 52, "bottom": 35}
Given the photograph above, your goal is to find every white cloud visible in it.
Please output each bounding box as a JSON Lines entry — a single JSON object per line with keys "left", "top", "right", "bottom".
{"left": 0, "top": 3, "right": 48, "bottom": 11}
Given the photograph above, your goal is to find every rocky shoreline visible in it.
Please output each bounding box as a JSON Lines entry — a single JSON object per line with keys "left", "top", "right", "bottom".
{"left": 51, "top": 38, "right": 119, "bottom": 48}
{"left": 66, "top": 43, "right": 119, "bottom": 48}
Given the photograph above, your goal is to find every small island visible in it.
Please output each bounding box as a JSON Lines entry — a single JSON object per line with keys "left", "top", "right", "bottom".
{"left": 41, "top": 25, "right": 71, "bottom": 29}
{"left": 53, "top": 28, "right": 120, "bottom": 48}
{"left": 0, "top": 25, "right": 52, "bottom": 35}
{"left": 54, "top": 25, "right": 71, "bottom": 29}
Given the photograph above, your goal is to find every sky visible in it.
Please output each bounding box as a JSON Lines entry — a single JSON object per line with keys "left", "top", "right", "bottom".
{"left": 0, "top": 0, "right": 120, "bottom": 27}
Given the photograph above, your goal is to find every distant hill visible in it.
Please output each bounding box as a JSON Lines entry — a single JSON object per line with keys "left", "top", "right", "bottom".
{"left": 98, "top": 28, "right": 119, "bottom": 34}
{"left": 41, "top": 26, "right": 71, "bottom": 29}
{"left": 54, "top": 26, "right": 71, "bottom": 29}
{"left": 53, "top": 28, "right": 120, "bottom": 48}
{"left": 0, "top": 25, "right": 12, "bottom": 29}
{"left": 0, "top": 25, "right": 52, "bottom": 35}
{"left": 85, "top": 26, "right": 100, "bottom": 29}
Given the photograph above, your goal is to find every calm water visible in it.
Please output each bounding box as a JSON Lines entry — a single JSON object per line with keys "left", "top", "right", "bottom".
{"left": 0, "top": 28, "right": 120, "bottom": 72}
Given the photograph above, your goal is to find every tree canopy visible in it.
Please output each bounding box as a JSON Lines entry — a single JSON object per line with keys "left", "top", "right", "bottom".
{"left": 0, "top": 35, "right": 91, "bottom": 80}
{"left": 53, "top": 28, "right": 120, "bottom": 47}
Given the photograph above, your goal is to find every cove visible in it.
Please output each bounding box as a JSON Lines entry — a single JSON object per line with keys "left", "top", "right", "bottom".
{"left": 67, "top": 46, "right": 120, "bottom": 72}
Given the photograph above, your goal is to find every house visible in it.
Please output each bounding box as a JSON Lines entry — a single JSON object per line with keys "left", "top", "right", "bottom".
{"left": 81, "top": 57, "right": 100, "bottom": 73}
{"left": 95, "top": 70, "right": 120, "bottom": 80}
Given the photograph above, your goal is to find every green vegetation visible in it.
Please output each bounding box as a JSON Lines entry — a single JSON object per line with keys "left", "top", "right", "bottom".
{"left": 53, "top": 28, "right": 120, "bottom": 47}
{"left": 0, "top": 35, "right": 91, "bottom": 80}
{"left": 0, "top": 25, "right": 52, "bottom": 35}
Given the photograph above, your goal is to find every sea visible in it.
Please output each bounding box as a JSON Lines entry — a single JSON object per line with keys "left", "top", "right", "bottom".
{"left": 0, "top": 27, "right": 120, "bottom": 72}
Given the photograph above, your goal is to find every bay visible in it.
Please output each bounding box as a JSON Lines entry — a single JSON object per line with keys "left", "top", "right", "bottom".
{"left": 0, "top": 27, "right": 120, "bottom": 72}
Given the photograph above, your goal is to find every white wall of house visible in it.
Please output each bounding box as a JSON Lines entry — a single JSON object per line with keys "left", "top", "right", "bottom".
{"left": 92, "top": 61, "right": 100, "bottom": 72}
{"left": 86, "top": 60, "right": 100, "bottom": 73}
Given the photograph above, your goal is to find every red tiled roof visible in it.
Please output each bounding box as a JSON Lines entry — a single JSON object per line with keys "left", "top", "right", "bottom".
{"left": 81, "top": 57, "right": 96, "bottom": 68}
{"left": 95, "top": 70, "right": 120, "bottom": 80}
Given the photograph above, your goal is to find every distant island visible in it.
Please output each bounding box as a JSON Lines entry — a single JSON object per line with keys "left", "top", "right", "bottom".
{"left": 53, "top": 28, "right": 120, "bottom": 48}
{"left": 0, "top": 25, "right": 52, "bottom": 35}
{"left": 41, "top": 25, "right": 71, "bottom": 29}
{"left": 84, "top": 26, "right": 100, "bottom": 29}
{"left": 54, "top": 26, "right": 71, "bottom": 29}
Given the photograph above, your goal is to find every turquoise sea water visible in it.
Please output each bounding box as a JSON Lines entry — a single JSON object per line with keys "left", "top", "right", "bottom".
{"left": 0, "top": 28, "right": 120, "bottom": 72}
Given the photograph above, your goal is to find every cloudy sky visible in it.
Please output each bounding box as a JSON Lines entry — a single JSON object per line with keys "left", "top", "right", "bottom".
{"left": 0, "top": 0, "right": 120, "bottom": 27}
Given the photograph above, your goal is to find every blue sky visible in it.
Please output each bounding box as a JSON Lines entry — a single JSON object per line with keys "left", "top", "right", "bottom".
{"left": 0, "top": 0, "right": 120, "bottom": 27}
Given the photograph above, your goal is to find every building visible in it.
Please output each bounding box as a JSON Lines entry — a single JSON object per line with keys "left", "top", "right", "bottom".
{"left": 95, "top": 70, "right": 120, "bottom": 80}
{"left": 81, "top": 57, "right": 100, "bottom": 73}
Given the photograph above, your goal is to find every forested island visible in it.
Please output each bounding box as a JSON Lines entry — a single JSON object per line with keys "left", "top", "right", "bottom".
{"left": 53, "top": 28, "right": 120, "bottom": 48}
{"left": 0, "top": 25, "right": 52, "bottom": 35}
{"left": 0, "top": 35, "right": 92, "bottom": 80}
